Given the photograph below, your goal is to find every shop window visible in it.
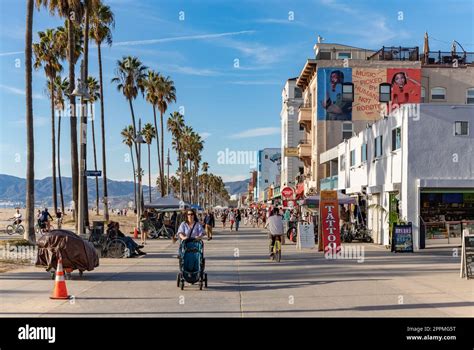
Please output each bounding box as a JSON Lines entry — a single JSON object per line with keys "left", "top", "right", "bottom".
{"left": 431, "top": 87, "right": 446, "bottom": 100}
{"left": 361, "top": 143, "right": 367, "bottom": 162}
{"left": 350, "top": 149, "right": 356, "bottom": 167}
{"left": 467, "top": 88, "right": 474, "bottom": 104}
{"left": 454, "top": 121, "right": 469, "bottom": 136}
{"left": 392, "top": 127, "right": 401, "bottom": 151}
{"left": 374, "top": 136, "right": 383, "bottom": 158}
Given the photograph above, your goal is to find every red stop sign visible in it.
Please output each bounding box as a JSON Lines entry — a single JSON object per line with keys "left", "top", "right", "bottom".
{"left": 281, "top": 187, "right": 294, "bottom": 199}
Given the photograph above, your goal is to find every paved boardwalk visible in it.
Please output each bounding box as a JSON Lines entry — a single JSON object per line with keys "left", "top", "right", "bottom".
{"left": 0, "top": 225, "right": 473, "bottom": 317}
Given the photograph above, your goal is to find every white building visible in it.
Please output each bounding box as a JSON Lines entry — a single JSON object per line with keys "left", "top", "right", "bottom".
{"left": 256, "top": 148, "right": 281, "bottom": 202}
{"left": 281, "top": 78, "right": 305, "bottom": 189}
{"left": 321, "top": 104, "right": 474, "bottom": 250}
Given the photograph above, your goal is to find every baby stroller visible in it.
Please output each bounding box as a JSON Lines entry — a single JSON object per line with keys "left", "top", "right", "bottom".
{"left": 177, "top": 238, "right": 208, "bottom": 290}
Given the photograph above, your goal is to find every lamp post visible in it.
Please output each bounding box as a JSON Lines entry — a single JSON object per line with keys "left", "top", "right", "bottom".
{"left": 134, "top": 119, "right": 146, "bottom": 233}
{"left": 166, "top": 148, "right": 172, "bottom": 196}
{"left": 72, "top": 60, "right": 90, "bottom": 236}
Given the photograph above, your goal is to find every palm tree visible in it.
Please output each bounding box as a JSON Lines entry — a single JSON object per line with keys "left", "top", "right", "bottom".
{"left": 112, "top": 56, "right": 147, "bottom": 161}
{"left": 25, "top": 0, "right": 35, "bottom": 243}
{"left": 87, "top": 76, "right": 100, "bottom": 214}
{"left": 167, "top": 111, "right": 185, "bottom": 200}
{"left": 155, "top": 75, "right": 176, "bottom": 197}
{"left": 36, "top": 0, "right": 84, "bottom": 228}
{"left": 143, "top": 70, "right": 162, "bottom": 193}
{"left": 33, "top": 27, "right": 65, "bottom": 215}
{"left": 121, "top": 125, "right": 137, "bottom": 210}
{"left": 90, "top": 2, "right": 114, "bottom": 222}
{"left": 52, "top": 76, "right": 69, "bottom": 214}
{"left": 142, "top": 123, "right": 156, "bottom": 203}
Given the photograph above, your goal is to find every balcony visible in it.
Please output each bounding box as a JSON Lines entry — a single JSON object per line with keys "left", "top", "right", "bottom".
{"left": 297, "top": 103, "right": 312, "bottom": 128}
{"left": 422, "top": 51, "right": 474, "bottom": 67}
{"left": 368, "top": 46, "right": 419, "bottom": 61}
{"left": 320, "top": 175, "right": 339, "bottom": 190}
{"left": 297, "top": 139, "right": 311, "bottom": 159}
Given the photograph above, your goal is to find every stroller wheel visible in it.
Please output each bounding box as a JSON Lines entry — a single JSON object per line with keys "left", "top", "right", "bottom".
{"left": 180, "top": 280, "right": 184, "bottom": 290}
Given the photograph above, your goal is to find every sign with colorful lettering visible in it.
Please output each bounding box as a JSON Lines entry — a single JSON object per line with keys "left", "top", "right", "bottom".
{"left": 281, "top": 187, "right": 295, "bottom": 199}
{"left": 391, "top": 223, "right": 414, "bottom": 253}
{"left": 320, "top": 190, "right": 341, "bottom": 254}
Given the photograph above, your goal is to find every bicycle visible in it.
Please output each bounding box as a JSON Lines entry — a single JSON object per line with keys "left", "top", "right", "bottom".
{"left": 35, "top": 220, "right": 55, "bottom": 236}
{"left": 6, "top": 220, "right": 24, "bottom": 235}
{"left": 269, "top": 236, "right": 282, "bottom": 262}
{"left": 149, "top": 222, "right": 175, "bottom": 239}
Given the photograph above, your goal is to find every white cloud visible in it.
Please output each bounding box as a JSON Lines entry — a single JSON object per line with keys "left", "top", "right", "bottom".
{"left": 228, "top": 80, "right": 281, "bottom": 86}
{"left": 0, "top": 84, "right": 45, "bottom": 100}
{"left": 199, "top": 132, "right": 211, "bottom": 140}
{"left": 0, "top": 51, "right": 23, "bottom": 57}
{"left": 230, "top": 127, "right": 280, "bottom": 139}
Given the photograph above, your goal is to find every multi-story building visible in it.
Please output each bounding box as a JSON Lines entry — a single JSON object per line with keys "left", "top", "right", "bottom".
{"left": 295, "top": 42, "right": 474, "bottom": 198}
{"left": 327, "top": 104, "right": 474, "bottom": 250}
{"left": 280, "top": 78, "right": 305, "bottom": 189}
{"left": 256, "top": 148, "right": 280, "bottom": 202}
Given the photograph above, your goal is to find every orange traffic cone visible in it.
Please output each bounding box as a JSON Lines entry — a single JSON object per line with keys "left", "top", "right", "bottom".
{"left": 134, "top": 227, "right": 139, "bottom": 239}
{"left": 50, "top": 258, "right": 70, "bottom": 300}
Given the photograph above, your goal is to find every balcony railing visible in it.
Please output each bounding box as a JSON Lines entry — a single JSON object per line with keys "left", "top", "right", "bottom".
{"left": 368, "top": 46, "right": 419, "bottom": 61}
{"left": 423, "top": 51, "right": 474, "bottom": 66}
{"left": 320, "top": 175, "right": 339, "bottom": 190}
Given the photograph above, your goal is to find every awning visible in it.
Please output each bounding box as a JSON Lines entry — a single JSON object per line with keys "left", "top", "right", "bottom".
{"left": 303, "top": 192, "right": 357, "bottom": 206}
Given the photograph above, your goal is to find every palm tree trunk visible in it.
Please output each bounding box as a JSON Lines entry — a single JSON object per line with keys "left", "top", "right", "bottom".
{"left": 58, "top": 110, "right": 65, "bottom": 214}
{"left": 128, "top": 99, "right": 139, "bottom": 159}
{"left": 91, "top": 103, "right": 99, "bottom": 215}
{"left": 130, "top": 147, "right": 137, "bottom": 210}
{"left": 160, "top": 111, "right": 165, "bottom": 197}
{"left": 50, "top": 77, "right": 58, "bottom": 214}
{"left": 98, "top": 43, "right": 109, "bottom": 222}
{"left": 152, "top": 106, "right": 162, "bottom": 194}
{"left": 179, "top": 150, "right": 183, "bottom": 200}
{"left": 25, "top": 0, "right": 35, "bottom": 243}
{"left": 68, "top": 17, "right": 78, "bottom": 229}
{"left": 148, "top": 143, "right": 151, "bottom": 203}
{"left": 82, "top": 2, "right": 90, "bottom": 228}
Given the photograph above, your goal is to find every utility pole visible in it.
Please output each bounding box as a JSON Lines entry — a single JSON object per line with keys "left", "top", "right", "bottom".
{"left": 166, "top": 148, "right": 171, "bottom": 196}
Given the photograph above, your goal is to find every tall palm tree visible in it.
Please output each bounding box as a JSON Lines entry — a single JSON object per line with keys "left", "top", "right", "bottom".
{"left": 25, "top": 0, "right": 35, "bottom": 243}
{"left": 90, "top": 2, "right": 114, "bottom": 222}
{"left": 33, "top": 27, "right": 65, "bottom": 214}
{"left": 87, "top": 76, "right": 100, "bottom": 214}
{"left": 142, "top": 123, "right": 156, "bottom": 203}
{"left": 167, "top": 111, "right": 185, "bottom": 200}
{"left": 112, "top": 56, "right": 147, "bottom": 160}
{"left": 143, "top": 70, "right": 162, "bottom": 194}
{"left": 155, "top": 75, "right": 176, "bottom": 197}
{"left": 121, "top": 125, "right": 137, "bottom": 210}
{"left": 36, "top": 0, "right": 84, "bottom": 228}
{"left": 52, "top": 76, "right": 69, "bottom": 214}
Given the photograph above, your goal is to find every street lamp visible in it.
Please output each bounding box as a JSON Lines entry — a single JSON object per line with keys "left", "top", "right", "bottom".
{"left": 166, "top": 149, "right": 172, "bottom": 196}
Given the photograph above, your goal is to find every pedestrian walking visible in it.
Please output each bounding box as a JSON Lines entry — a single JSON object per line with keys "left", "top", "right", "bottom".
{"left": 204, "top": 210, "right": 215, "bottom": 240}
{"left": 229, "top": 210, "right": 236, "bottom": 231}
{"left": 235, "top": 209, "right": 241, "bottom": 231}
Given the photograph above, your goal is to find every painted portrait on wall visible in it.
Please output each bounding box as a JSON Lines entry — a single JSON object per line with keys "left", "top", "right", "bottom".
{"left": 387, "top": 68, "right": 421, "bottom": 108}
{"left": 317, "top": 68, "right": 352, "bottom": 121}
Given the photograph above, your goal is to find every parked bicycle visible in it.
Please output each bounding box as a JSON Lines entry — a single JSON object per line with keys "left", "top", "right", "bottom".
{"left": 148, "top": 221, "right": 175, "bottom": 239}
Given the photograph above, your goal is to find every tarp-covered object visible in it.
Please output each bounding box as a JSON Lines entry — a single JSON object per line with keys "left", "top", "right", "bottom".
{"left": 35, "top": 230, "right": 99, "bottom": 271}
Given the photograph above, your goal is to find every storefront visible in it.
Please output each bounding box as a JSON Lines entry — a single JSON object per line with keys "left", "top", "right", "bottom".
{"left": 420, "top": 189, "right": 474, "bottom": 246}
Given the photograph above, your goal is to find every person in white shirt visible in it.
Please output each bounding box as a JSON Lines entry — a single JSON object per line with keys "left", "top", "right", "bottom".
{"left": 12, "top": 209, "right": 22, "bottom": 225}
{"left": 265, "top": 208, "right": 284, "bottom": 258}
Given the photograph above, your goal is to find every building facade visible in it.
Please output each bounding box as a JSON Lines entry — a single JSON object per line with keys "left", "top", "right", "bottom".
{"left": 256, "top": 148, "right": 281, "bottom": 202}
{"left": 281, "top": 78, "right": 305, "bottom": 189}
{"left": 328, "top": 104, "right": 474, "bottom": 250}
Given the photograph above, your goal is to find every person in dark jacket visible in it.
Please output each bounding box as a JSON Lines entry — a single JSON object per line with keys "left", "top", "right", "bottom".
{"left": 203, "top": 210, "right": 215, "bottom": 241}
{"left": 235, "top": 210, "right": 242, "bottom": 231}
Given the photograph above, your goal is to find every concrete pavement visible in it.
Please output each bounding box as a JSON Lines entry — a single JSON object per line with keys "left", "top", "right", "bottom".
{"left": 0, "top": 224, "right": 473, "bottom": 317}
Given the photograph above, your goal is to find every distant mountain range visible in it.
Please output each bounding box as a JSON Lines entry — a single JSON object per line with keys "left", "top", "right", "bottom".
{"left": 0, "top": 174, "right": 249, "bottom": 208}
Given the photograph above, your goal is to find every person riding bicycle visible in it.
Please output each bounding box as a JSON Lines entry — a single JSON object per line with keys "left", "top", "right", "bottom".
{"left": 265, "top": 208, "right": 284, "bottom": 259}
{"left": 39, "top": 208, "right": 54, "bottom": 232}
{"left": 12, "top": 209, "right": 22, "bottom": 225}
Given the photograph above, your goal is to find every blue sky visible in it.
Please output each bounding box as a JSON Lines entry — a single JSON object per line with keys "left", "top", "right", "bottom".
{"left": 0, "top": 0, "right": 473, "bottom": 183}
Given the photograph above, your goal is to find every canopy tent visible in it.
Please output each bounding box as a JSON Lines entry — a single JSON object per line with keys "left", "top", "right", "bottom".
{"left": 303, "top": 192, "right": 357, "bottom": 206}
{"left": 144, "top": 195, "right": 190, "bottom": 210}
{"left": 191, "top": 204, "right": 204, "bottom": 211}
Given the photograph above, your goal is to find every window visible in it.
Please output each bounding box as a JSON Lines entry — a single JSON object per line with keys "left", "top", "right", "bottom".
{"left": 361, "top": 143, "right": 367, "bottom": 162}
{"left": 299, "top": 124, "right": 305, "bottom": 131}
{"left": 340, "top": 155, "right": 345, "bottom": 171}
{"left": 299, "top": 167, "right": 304, "bottom": 175}
{"left": 317, "top": 51, "right": 331, "bottom": 60}
{"left": 294, "top": 87, "right": 302, "bottom": 99}
{"left": 392, "top": 127, "right": 401, "bottom": 151}
{"left": 350, "top": 149, "right": 356, "bottom": 167}
{"left": 467, "top": 88, "right": 474, "bottom": 104}
{"left": 421, "top": 87, "right": 426, "bottom": 103}
{"left": 265, "top": 179, "right": 268, "bottom": 183}
{"left": 454, "top": 121, "right": 469, "bottom": 136}
{"left": 342, "top": 122, "right": 353, "bottom": 140}
{"left": 265, "top": 155, "right": 268, "bottom": 159}
{"left": 431, "top": 87, "right": 446, "bottom": 100}
{"left": 337, "top": 52, "right": 351, "bottom": 59}
{"left": 374, "top": 136, "right": 383, "bottom": 158}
